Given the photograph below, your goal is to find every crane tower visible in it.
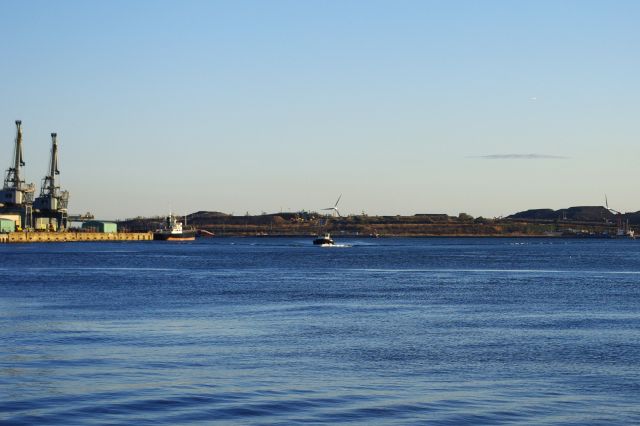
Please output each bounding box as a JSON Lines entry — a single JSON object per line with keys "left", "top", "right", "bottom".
{"left": 34, "top": 133, "right": 69, "bottom": 230}
{"left": 0, "top": 120, "right": 36, "bottom": 229}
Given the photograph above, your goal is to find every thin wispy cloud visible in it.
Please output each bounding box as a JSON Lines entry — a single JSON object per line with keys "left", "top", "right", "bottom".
{"left": 472, "top": 154, "right": 569, "bottom": 160}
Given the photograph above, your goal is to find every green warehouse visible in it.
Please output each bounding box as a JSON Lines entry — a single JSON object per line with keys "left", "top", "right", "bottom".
{"left": 82, "top": 221, "right": 117, "bottom": 233}
{"left": 0, "top": 218, "right": 15, "bottom": 233}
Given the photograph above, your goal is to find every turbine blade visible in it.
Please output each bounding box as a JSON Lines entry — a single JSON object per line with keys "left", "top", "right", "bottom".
{"left": 334, "top": 194, "right": 342, "bottom": 207}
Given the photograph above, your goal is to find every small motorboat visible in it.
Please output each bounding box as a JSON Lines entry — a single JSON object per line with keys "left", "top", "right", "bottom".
{"left": 313, "top": 232, "right": 335, "bottom": 246}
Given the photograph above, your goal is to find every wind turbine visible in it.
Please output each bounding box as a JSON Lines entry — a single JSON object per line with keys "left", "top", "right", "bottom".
{"left": 605, "top": 194, "right": 621, "bottom": 215}
{"left": 322, "top": 194, "right": 342, "bottom": 217}
{"left": 604, "top": 194, "right": 633, "bottom": 237}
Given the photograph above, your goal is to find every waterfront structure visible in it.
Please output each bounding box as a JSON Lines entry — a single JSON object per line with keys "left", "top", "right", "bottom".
{"left": 33, "top": 133, "right": 69, "bottom": 231}
{"left": 0, "top": 218, "right": 15, "bottom": 233}
{"left": 0, "top": 230, "right": 152, "bottom": 243}
{"left": 0, "top": 121, "right": 35, "bottom": 229}
{"left": 82, "top": 221, "right": 118, "bottom": 233}
{"left": 1, "top": 122, "right": 71, "bottom": 231}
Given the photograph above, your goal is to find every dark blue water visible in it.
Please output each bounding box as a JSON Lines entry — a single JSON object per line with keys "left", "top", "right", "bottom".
{"left": 1, "top": 238, "right": 640, "bottom": 425}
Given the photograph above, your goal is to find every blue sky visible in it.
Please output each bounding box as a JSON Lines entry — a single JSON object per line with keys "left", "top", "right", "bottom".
{"left": 1, "top": 1, "right": 638, "bottom": 219}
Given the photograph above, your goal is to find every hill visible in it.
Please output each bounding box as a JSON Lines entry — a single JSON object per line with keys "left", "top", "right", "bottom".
{"left": 508, "top": 206, "right": 614, "bottom": 222}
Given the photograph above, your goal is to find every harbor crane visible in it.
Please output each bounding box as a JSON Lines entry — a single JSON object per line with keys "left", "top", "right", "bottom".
{"left": 34, "top": 133, "right": 69, "bottom": 230}
{"left": 0, "top": 120, "right": 35, "bottom": 229}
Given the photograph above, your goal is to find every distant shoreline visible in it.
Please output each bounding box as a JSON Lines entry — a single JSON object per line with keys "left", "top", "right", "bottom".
{"left": 114, "top": 207, "right": 634, "bottom": 240}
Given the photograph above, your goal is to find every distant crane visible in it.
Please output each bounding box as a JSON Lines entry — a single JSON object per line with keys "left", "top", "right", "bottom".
{"left": 67, "top": 212, "right": 95, "bottom": 222}
{"left": 0, "top": 120, "right": 36, "bottom": 229}
{"left": 34, "top": 133, "right": 69, "bottom": 231}
{"left": 322, "top": 194, "right": 342, "bottom": 217}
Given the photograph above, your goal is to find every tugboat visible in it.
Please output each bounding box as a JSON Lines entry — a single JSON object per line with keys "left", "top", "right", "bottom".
{"left": 314, "top": 195, "right": 343, "bottom": 246}
{"left": 153, "top": 213, "right": 196, "bottom": 241}
{"left": 313, "top": 232, "right": 335, "bottom": 246}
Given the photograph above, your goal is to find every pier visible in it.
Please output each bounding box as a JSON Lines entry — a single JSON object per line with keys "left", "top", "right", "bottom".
{"left": 0, "top": 231, "right": 152, "bottom": 243}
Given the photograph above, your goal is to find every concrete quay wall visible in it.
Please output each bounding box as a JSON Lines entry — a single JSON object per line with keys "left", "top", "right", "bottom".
{"left": 1, "top": 232, "right": 153, "bottom": 243}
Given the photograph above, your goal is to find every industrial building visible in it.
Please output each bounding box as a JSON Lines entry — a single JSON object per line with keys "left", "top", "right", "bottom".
{"left": 0, "top": 121, "right": 69, "bottom": 231}
{"left": 0, "top": 217, "right": 15, "bottom": 233}
{"left": 82, "top": 221, "right": 117, "bottom": 233}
